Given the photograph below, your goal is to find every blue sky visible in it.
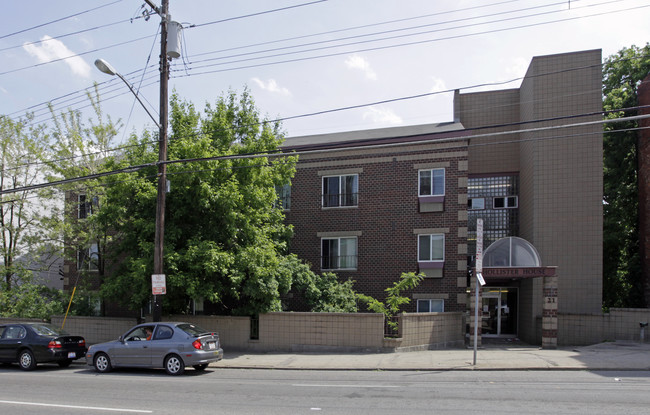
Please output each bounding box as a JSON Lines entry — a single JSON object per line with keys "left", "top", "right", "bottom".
{"left": 2, "top": 0, "right": 649, "bottom": 140}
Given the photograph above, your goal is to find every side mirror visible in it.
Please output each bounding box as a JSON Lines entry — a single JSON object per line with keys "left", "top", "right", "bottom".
{"left": 119, "top": 335, "right": 125, "bottom": 343}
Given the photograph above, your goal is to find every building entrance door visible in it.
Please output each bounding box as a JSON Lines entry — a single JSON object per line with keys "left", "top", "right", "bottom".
{"left": 481, "top": 287, "right": 517, "bottom": 337}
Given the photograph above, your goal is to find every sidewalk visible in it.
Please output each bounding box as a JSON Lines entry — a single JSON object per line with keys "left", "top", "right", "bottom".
{"left": 212, "top": 341, "right": 650, "bottom": 371}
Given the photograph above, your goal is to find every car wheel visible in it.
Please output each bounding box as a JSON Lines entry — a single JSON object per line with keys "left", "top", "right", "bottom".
{"left": 57, "top": 359, "right": 73, "bottom": 368}
{"left": 164, "top": 354, "right": 185, "bottom": 376}
{"left": 18, "top": 350, "right": 36, "bottom": 371}
{"left": 193, "top": 363, "right": 208, "bottom": 371}
{"left": 94, "top": 353, "right": 112, "bottom": 373}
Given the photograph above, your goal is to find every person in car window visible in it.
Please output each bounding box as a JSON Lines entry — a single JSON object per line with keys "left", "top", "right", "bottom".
{"left": 145, "top": 327, "right": 153, "bottom": 341}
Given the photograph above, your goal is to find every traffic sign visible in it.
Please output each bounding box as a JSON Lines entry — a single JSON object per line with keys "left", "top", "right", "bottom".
{"left": 152, "top": 274, "right": 166, "bottom": 295}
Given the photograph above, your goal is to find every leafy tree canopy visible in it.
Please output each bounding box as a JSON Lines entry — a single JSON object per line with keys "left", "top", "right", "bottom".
{"left": 98, "top": 89, "right": 355, "bottom": 316}
{"left": 602, "top": 44, "right": 650, "bottom": 308}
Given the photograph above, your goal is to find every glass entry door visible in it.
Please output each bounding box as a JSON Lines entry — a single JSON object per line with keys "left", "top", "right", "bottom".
{"left": 481, "top": 288, "right": 517, "bottom": 336}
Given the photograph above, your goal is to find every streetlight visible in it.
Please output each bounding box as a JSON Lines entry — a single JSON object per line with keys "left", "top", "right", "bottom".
{"left": 93, "top": 59, "right": 160, "bottom": 129}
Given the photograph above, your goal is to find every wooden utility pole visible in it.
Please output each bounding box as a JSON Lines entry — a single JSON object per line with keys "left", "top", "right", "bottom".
{"left": 147, "top": 0, "right": 169, "bottom": 322}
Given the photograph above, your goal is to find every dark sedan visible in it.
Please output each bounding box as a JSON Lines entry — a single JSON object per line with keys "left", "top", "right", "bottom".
{"left": 86, "top": 322, "right": 223, "bottom": 375}
{"left": 0, "top": 323, "right": 87, "bottom": 370}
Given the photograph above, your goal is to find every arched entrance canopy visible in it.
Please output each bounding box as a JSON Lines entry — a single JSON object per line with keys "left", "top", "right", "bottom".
{"left": 483, "top": 236, "right": 541, "bottom": 267}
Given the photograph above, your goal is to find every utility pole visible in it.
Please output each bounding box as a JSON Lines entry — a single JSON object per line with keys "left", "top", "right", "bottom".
{"left": 147, "top": 0, "right": 169, "bottom": 322}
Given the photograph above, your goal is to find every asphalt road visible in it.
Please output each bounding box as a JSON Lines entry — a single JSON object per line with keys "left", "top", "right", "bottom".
{"left": 1, "top": 364, "right": 650, "bottom": 414}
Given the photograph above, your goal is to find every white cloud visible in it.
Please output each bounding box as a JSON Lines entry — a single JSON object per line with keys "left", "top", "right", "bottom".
{"left": 505, "top": 57, "right": 529, "bottom": 79}
{"left": 251, "top": 77, "right": 291, "bottom": 96}
{"left": 23, "top": 35, "right": 91, "bottom": 78}
{"left": 429, "top": 77, "right": 447, "bottom": 97}
{"left": 0, "top": 86, "right": 7, "bottom": 94}
{"left": 345, "top": 55, "right": 377, "bottom": 80}
{"left": 363, "top": 106, "right": 402, "bottom": 125}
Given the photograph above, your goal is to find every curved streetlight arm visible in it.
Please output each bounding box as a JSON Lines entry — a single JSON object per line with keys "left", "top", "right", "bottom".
{"left": 94, "top": 59, "right": 161, "bottom": 130}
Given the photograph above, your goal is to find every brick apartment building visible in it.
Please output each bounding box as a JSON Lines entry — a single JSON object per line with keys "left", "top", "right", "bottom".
{"left": 62, "top": 49, "right": 604, "bottom": 345}
{"left": 282, "top": 49, "right": 604, "bottom": 344}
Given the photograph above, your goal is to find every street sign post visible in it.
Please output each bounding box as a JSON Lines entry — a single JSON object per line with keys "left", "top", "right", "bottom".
{"left": 474, "top": 219, "right": 484, "bottom": 366}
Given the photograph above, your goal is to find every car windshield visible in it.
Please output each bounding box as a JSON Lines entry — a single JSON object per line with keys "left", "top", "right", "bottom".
{"left": 176, "top": 323, "right": 210, "bottom": 336}
{"left": 31, "top": 324, "right": 68, "bottom": 336}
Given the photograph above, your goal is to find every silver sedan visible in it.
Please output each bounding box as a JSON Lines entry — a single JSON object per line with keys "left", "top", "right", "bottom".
{"left": 85, "top": 322, "right": 223, "bottom": 375}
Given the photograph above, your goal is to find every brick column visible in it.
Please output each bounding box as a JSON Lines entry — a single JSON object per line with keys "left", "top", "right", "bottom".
{"left": 469, "top": 275, "right": 482, "bottom": 348}
{"left": 542, "top": 274, "right": 558, "bottom": 349}
{"left": 638, "top": 74, "right": 650, "bottom": 307}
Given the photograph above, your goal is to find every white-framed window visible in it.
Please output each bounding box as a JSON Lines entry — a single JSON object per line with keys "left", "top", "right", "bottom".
{"left": 275, "top": 183, "right": 291, "bottom": 210}
{"left": 78, "top": 194, "right": 98, "bottom": 219}
{"left": 418, "top": 168, "right": 445, "bottom": 197}
{"left": 418, "top": 234, "right": 445, "bottom": 262}
{"left": 417, "top": 299, "right": 444, "bottom": 313}
{"left": 468, "top": 197, "right": 485, "bottom": 210}
{"left": 321, "top": 237, "right": 357, "bottom": 270}
{"left": 493, "top": 196, "right": 518, "bottom": 209}
{"left": 77, "top": 243, "right": 99, "bottom": 271}
{"left": 322, "top": 174, "right": 358, "bottom": 208}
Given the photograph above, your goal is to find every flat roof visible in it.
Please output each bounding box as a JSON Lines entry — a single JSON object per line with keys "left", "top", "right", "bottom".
{"left": 283, "top": 121, "right": 465, "bottom": 149}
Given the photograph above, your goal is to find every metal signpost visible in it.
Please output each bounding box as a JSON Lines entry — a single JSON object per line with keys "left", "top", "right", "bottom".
{"left": 473, "top": 218, "right": 485, "bottom": 366}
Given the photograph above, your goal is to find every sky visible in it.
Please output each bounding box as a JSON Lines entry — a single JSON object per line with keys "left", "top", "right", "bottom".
{"left": 1, "top": 0, "right": 650, "bottom": 141}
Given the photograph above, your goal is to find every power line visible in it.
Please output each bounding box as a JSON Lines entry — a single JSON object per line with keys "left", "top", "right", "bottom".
{"left": 0, "top": 0, "right": 122, "bottom": 40}
{"left": 184, "top": 0, "right": 525, "bottom": 58}
{"left": 3, "top": 53, "right": 645, "bottom": 174}
{"left": 0, "top": 34, "right": 155, "bottom": 77}
{"left": 4, "top": 1, "right": 640, "bottom": 126}
{"left": 0, "top": 16, "right": 145, "bottom": 54}
{"left": 173, "top": 1, "right": 648, "bottom": 77}
{"left": 1, "top": 111, "right": 648, "bottom": 196}
{"left": 182, "top": 0, "right": 569, "bottom": 67}
{"left": 188, "top": 0, "right": 329, "bottom": 28}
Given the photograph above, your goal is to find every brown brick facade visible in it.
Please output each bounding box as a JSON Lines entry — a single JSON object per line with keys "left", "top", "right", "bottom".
{"left": 283, "top": 132, "right": 469, "bottom": 312}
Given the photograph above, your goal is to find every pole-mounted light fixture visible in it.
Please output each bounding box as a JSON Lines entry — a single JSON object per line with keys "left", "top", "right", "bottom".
{"left": 93, "top": 58, "right": 161, "bottom": 130}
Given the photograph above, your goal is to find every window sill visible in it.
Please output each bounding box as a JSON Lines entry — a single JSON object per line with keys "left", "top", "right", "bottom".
{"left": 321, "top": 205, "right": 359, "bottom": 210}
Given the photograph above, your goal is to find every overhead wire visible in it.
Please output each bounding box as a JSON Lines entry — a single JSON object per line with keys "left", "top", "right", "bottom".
{"left": 187, "top": 0, "right": 329, "bottom": 29}
{"left": 181, "top": 0, "right": 571, "bottom": 67}
{"left": 2, "top": 112, "right": 649, "bottom": 197}
{"left": 183, "top": 0, "right": 526, "bottom": 58}
{"left": 0, "top": 16, "right": 145, "bottom": 54}
{"left": 0, "top": 0, "right": 123, "bottom": 40}
{"left": 0, "top": 34, "right": 155, "bottom": 77}
{"left": 3, "top": 53, "right": 647, "bottom": 174}
{"left": 3, "top": 0, "right": 637, "bottom": 125}
{"left": 172, "top": 1, "right": 649, "bottom": 77}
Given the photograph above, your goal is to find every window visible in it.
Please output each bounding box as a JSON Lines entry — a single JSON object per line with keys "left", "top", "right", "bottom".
{"left": 322, "top": 175, "right": 358, "bottom": 207}
{"left": 418, "top": 168, "right": 445, "bottom": 196}
{"left": 78, "top": 243, "right": 99, "bottom": 271}
{"left": 418, "top": 234, "right": 444, "bottom": 262}
{"left": 275, "top": 183, "right": 291, "bottom": 210}
{"left": 417, "top": 299, "right": 444, "bottom": 313}
{"left": 321, "top": 237, "right": 357, "bottom": 270}
{"left": 493, "top": 196, "right": 518, "bottom": 209}
{"left": 78, "top": 194, "right": 98, "bottom": 219}
{"left": 153, "top": 325, "right": 174, "bottom": 341}
{"left": 468, "top": 198, "right": 485, "bottom": 210}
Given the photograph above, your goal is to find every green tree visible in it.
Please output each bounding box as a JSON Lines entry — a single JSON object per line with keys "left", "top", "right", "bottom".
{"left": 0, "top": 267, "right": 65, "bottom": 320}
{"left": 357, "top": 272, "right": 424, "bottom": 333}
{"left": 44, "top": 86, "right": 122, "bottom": 315}
{"left": 97, "top": 89, "right": 352, "bottom": 316}
{"left": 0, "top": 113, "right": 52, "bottom": 290}
{"left": 602, "top": 44, "right": 650, "bottom": 308}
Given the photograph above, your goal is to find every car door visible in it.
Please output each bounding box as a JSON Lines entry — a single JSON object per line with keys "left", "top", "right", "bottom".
{"left": 111, "top": 326, "right": 153, "bottom": 367}
{"left": 0, "top": 325, "right": 26, "bottom": 362}
{"left": 149, "top": 324, "right": 175, "bottom": 367}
